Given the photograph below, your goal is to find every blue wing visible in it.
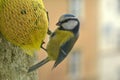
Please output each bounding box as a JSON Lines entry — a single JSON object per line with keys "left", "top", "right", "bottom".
{"left": 53, "top": 34, "right": 79, "bottom": 68}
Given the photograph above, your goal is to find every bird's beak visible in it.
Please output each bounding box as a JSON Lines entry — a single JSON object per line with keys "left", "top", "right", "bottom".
{"left": 56, "top": 22, "right": 61, "bottom": 26}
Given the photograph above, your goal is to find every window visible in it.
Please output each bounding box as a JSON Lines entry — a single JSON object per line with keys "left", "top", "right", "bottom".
{"left": 116, "top": 29, "right": 120, "bottom": 51}
{"left": 69, "top": 0, "right": 85, "bottom": 18}
{"left": 117, "top": 0, "right": 120, "bottom": 13}
{"left": 68, "top": 51, "right": 81, "bottom": 80}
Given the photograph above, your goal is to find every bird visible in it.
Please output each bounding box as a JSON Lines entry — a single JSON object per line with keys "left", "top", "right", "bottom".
{"left": 28, "top": 14, "right": 80, "bottom": 72}
{"left": 0, "top": 0, "right": 48, "bottom": 56}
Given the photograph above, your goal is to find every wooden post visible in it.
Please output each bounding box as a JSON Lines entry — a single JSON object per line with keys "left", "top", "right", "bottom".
{"left": 0, "top": 33, "right": 38, "bottom": 80}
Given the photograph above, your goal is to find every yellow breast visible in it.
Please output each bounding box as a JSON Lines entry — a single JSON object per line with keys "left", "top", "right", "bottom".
{"left": 47, "top": 29, "right": 74, "bottom": 60}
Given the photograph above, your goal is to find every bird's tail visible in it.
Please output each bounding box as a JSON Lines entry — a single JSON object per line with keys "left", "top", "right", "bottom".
{"left": 28, "top": 57, "right": 50, "bottom": 73}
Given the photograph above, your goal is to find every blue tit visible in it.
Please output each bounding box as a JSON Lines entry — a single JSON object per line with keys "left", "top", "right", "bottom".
{"left": 28, "top": 14, "right": 80, "bottom": 72}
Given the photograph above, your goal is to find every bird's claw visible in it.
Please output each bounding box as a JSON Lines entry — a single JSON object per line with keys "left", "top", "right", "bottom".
{"left": 40, "top": 41, "right": 47, "bottom": 51}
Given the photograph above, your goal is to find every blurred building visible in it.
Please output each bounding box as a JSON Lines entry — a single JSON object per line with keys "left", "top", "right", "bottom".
{"left": 98, "top": 0, "right": 120, "bottom": 80}
{"left": 37, "top": 0, "right": 120, "bottom": 80}
{"left": 37, "top": 0, "right": 98, "bottom": 80}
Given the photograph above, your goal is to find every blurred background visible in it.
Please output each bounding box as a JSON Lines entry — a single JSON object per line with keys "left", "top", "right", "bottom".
{"left": 37, "top": 0, "right": 120, "bottom": 80}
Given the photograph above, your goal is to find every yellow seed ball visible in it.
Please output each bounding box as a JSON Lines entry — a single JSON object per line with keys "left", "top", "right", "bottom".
{"left": 0, "top": 0, "right": 48, "bottom": 56}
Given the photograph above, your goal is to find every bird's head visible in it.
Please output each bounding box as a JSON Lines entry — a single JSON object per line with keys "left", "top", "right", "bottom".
{"left": 56, "top": 14, "right": 80, "bottom": 32}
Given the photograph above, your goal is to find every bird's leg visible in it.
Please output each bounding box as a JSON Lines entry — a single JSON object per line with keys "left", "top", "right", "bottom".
{"left": 46, "top": 11, "right": 52, "bottom": 35}
{"left": 47, "top": 29, "right": 52, "bottom": 35}
{"left": 46, "top": 11, "right": 49, "bottom": 23}
{"left": 40, "top": 41, "right": 47, "bottom": 51}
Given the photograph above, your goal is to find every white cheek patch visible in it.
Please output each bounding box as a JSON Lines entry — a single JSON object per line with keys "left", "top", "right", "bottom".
{"left": 61, "top": 20, "right": 78, "bottom": 30}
